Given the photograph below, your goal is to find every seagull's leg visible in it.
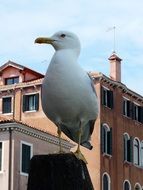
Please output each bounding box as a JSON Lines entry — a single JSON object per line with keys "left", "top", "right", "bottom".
{"left": 74, "top": 121, "right": 88, "bottom": 164}
{"left": 57, "top": 125, "right": 63, "bottom": 153}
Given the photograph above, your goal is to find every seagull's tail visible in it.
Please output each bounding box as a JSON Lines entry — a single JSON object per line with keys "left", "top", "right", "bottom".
{"left": 81, "top": 141, "right": 93, "bottom": 150}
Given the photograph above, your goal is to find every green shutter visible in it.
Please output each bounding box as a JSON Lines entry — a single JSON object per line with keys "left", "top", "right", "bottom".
{"left": 123, "top": 99, "right": 126, "bottom": 115}
{"left": 0, "top": 142, "right": 2, "bottom": 171}
{"left": 108, "top": 90, "right": 113, "bottom": 109}
{"left": 107, "top": 128, "right": 112, "bottom": 155}
{"left": 124, "top": 136, "right": 127, "bottom": 161}
{"left": 101, "top": 87, "right": 104, "bottom": 105}
{"left": 129, "top": 101, "right": 132, "bottom": 118}
{"left": 35, "top": 93, "right": 39, "bottom": 111}
{"left": 22, "top": 144, "right": 31, "bottom": 173}
{"left": 23, "top": 95, "right": 27, "bottom": 112}
{"left": 139, "top": 107, "right": 143, "bottom": 123}
{"left": 127, "top": 139, "right": 131, "bottom": 162}
{"left": 23, "top": 95, "right": 26, "bottom": 112}
{"left": 132, "top": 103, "right": 135, "bottom": 120}
{"left": 101, "top": 124, "right": 105, "bottom": 154}
{"left": 130, "top": 136, "right": 133, "bottom": 163}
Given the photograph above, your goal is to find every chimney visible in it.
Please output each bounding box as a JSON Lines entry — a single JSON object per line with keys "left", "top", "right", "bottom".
{"left": 108, "top": 52, "right": 122, "bottom": 82}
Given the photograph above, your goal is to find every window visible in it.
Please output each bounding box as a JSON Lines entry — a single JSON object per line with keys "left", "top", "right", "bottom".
{"left": 23, "top": 93, "right": 39, "bottom": 112}
{"left": 101, "top": 124, "right": 112, "bottom": 155}
{"left": 123, "top": 134, "right": 133, "bottom": 162}
{"left": 101, "top": 87, "right": 113, "bottom": 109}
{"left": 134, "top": 138, "right": 140, "bottom": 165}
{"left": 0, "top": 142, "right": 2, "bottom": 171}
{"left": 123, "top": 98, "right": 132, "bottom": 118}
{"left": 124, "top": 180, "right": 131, "bottom": 190}
{"left": 132, "top": 104, "right": 143, "bottom": 123}
{"left": 102, "top": 173, "right": 111, "bottom": 190}
{"left": 135, "top": 183, "right": 141, "bottom": 190}
{"left": 21, "top": 142, "right": 33, "bottom": 175}
{"left": 5, "top": 76, "right": 19, "bottom": 85}
{"left": 2, "top": 97, "right": 12, "bottom": 114}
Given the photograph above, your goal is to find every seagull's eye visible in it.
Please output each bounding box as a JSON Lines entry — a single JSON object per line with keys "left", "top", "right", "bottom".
{"left": 60, "top": 34, "right": 66, "bottom": 38}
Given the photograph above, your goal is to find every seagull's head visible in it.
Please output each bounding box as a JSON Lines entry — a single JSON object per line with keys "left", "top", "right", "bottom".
{"left": 35, "top": 31, "right": 81, "bottom": 55}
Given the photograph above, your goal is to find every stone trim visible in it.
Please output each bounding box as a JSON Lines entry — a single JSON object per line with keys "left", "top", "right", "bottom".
{"left": 0, "top": 122, "right": 74, "bottom": 149}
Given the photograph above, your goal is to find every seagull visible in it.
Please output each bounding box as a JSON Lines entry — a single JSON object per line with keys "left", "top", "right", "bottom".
{"left": 35, "top": 31, "right": 98, "bottom": 163}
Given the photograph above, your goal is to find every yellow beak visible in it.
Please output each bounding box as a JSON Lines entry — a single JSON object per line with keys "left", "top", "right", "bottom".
{"left": 35, "top": 37, "right": 54, "bottom": 44}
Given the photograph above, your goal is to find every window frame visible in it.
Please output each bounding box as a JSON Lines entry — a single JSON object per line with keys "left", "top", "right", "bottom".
{"left": 133, "top": 138, "right": 140, "bottom": 166}
{"left": 2, "top": 96, "right": 12, "bottom": 114}
{"left": 123, "top": 180, "right": 131, "bottom": 190}
{"left": 101, "top": 124, "right": 112, "bottom": 156}
{"left": 123, "top": 97, "right": 132, "bottom": 118}
{"left": 101, "top": 86, "right": 113, "bottom": 109}
{"left": 102, "top": 172, "right": 111, "bottom": 190}
{"left": 23, "top": 93, "right": 39, "bottom": 112}
{"left": 123, "top": 133, "right": 133, "bottom": 163}
{"left": 0, "top": 141, "right": 4, "bottom": 173}
{"left": 20, "top": 141, "right": 33, "bottom": 176}
{"left": 133, "top": 102, "right": 143, "bottom": 123}
{"left": 134, "top": 103, "right": 140, "bottom": 121}
{"left": 5, "top": 76, "right": 19, "bottom": 85}
{"left": 134, "top": 183, "right": 141, "bottom": 190}
{"left": 141, "top": 141, "right": 143, "bottom": 167}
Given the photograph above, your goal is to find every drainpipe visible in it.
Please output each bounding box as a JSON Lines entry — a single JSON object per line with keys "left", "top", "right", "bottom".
{"left": 19, "top": 88, "right": 22, "bottom": 121}
{"left": 8, "top": 127, "right": 12, "bottom": 190}
{"left": 12, "top": 86, "right": 16, "bottom": 120}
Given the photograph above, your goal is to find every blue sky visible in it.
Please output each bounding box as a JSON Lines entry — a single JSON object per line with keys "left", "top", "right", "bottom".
{"left": 0, "top": 0, "right": 143, "bottom": 95}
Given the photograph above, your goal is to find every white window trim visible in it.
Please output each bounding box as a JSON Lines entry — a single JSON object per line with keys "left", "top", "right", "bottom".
{"left": 133, "top": 101, "right": 140, "bottom": 106}
{"left": 134, "top": 183, "right": 142, "bottom": 190}
{"left": 123, "top": 97, "right": 132, "bottom": 118}
{"left": 102, "top": 172, "right": 111, "bottom": 190}
{"left": 24, "top": 110, "right": 37, "bottom": 113}
{"left": 0, "top": 141, "right": 4, "bottom": 174}
{"left": 123, "top": 132, "right": 130, "bottom": 139}
{"left": 123, "top": 180, "right": 131, "bottom": 190}
{"left": 123, "top": 96, "right": 130, "bottom": 101}
{"left": 102, "top": 87, "right": 110, "bottom": 107}
{"left": 20, "top": 141, "right": 33, "bottom": 176}
{"left": 23, "top": 92, "right": 38, "bottom": 96}
{"left": 23, "top": 93, "right": 38, "bottom": 112}
{"left": 123, "top": 133, "right": 130, "bottom": 162}
{"left": 103, "top": 123, "right": 110, "bottom": 154}
{"left": 102, "top": 86, "right": 110, "bottom": 90}
{"left": 141, "top": 141, "right": 143, "bottom": 167}
{"left": 133, "top": 137, "right": 141, "bottom": 166}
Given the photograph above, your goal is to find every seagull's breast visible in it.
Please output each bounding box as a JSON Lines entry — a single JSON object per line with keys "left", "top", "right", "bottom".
{"left": 42, "top": 50, "right": 98, "bottom": 124}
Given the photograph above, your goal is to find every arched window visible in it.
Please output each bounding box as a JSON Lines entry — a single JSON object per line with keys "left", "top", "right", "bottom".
{"left": 134, "top": 138, "right": 140, "bottom": 165}
{"left": 102, "top": 173, "right": 111, "bottom": 190}
{"left": 123, "top": 180, "right": 131, "bottom": 190}
{"left": 135, "top": 183, "right": 141, "bottom": 190}
{"left": 141, "top": 141, "right": 143, "bottom": 166}
{"left": 124, "top": 133, "right": 132, "bottom": 162}
{"left": 101, "top": 124, "right": 112, "bottom": 155}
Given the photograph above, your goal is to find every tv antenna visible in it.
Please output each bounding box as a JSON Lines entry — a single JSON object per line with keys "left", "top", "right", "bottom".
{"left": 107, "top": 26, "right": 116, "bottom": 53}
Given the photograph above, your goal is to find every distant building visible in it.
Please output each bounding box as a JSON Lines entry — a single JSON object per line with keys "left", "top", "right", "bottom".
{"left": 90, "top": 53, "right": 143, "bottom": 190}
{"left": 0, "top": 56, "right": 143, "bottom": 190}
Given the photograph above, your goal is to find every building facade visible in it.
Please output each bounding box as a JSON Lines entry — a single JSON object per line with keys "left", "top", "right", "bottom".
{"left": 0, "top": 57, "right": 143, "bottom": 189}
{"left": 90, "top": 54, "right": 143, "bottom": 190}
{"left": 0, "top": 117, "right": 73, "bottom": 190}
